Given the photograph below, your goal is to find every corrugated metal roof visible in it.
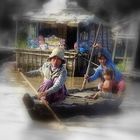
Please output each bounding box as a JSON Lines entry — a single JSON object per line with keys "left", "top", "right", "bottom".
{"left": 22, "top": 2, "right": 107, "bottom": 26}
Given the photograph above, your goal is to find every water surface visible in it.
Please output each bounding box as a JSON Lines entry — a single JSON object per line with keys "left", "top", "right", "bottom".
{"left": 0, "top": 62, "right": 140, "bottom": 140}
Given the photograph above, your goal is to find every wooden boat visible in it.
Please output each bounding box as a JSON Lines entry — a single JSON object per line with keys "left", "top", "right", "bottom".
{"left": 22, "top": 87, "right": 124, "bottom": 120}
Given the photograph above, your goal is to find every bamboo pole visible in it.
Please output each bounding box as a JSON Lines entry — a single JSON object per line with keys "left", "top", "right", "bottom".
{"left": 81, "top": 57, "right": 99, "bottom": 67}
{"left": 81, "top": 23, "right": 102, "bottom": 90}
{"left": 19, "top": 72, "right": 62, "bottom": 123}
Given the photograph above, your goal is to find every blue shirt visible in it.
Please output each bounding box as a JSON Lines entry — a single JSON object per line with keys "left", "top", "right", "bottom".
{"left": 88, "top": 47, "right": 123, "bottom": 82}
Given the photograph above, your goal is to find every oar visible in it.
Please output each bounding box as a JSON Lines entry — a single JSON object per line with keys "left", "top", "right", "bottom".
{"left": 19, "top": 72, "right": 62, "bottom": 123}
{"left": 81, "top": 23, "right": 102, "bottom": 90}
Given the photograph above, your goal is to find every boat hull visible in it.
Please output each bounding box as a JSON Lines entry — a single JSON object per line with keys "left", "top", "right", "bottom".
{"left": 23, "top": 89, "right": 124, "bottom": 120}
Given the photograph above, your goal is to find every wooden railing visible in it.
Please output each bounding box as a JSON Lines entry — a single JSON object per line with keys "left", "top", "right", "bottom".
{"left": 16, "top": 48, "right": 77, "bottom": 76}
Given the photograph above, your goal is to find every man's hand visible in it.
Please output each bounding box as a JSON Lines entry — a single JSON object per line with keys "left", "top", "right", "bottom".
{"left": 94, "top": 43, "right": 102, "bottom": 48}
{"left": 84, "top": 74, "right": 89, "bottom": 80}
{"left": 38, "top": 92, "right": 47, "bottom": 100}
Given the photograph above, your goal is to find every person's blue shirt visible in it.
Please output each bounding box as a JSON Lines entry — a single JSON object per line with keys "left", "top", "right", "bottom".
{"left": 88, "top": 47, "right": 123, "bottom": 82}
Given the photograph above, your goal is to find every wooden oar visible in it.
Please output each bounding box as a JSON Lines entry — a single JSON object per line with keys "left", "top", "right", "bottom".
{"left": 81, "top": 23, "right": 102, "bottom": 90}
{"left": 19, "top": 72, "right": 62, "bottom": 123}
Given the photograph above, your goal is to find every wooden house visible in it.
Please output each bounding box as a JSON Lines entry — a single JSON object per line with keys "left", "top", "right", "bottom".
{"left": 15, "top": 3, "right": 113, "bottom": 76}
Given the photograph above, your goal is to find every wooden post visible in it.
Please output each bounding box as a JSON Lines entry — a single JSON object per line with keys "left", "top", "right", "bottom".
{"left": 81, "top": 23, "right": 101, "bottom": 90}
{"left": 112, "top": 32, "right": 118, "bottom": 61}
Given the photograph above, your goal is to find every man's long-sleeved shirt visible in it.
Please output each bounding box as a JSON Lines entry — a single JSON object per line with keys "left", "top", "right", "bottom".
{"left": 26, "top": 62, "right": 67, "bottom": 95}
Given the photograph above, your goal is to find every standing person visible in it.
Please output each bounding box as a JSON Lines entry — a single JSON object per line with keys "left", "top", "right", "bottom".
{"left": 74, "top": 41, "right": 78, "bottom": 52}
{"left": 85, "top": 44, "right": 126, "bottom": 96}
{"left": 26, "top": 47, "right": 67, "bottom": 104}
{"left": 38, "top": 35, "right": 48, "bottom": 50}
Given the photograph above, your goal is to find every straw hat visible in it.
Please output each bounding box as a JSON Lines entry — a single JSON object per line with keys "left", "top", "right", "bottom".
{"left": 48, "top": 47, "right": 65, "bottom": 63}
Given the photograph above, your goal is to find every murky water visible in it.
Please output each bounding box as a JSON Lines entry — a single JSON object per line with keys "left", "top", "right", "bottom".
{"left": 0, "top": 61, "right": 140, "bottom": 140}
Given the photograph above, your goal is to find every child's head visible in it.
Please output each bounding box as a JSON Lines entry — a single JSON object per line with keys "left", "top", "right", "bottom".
{"left": 103, "top": 69, "right": 113, "bottom": 80}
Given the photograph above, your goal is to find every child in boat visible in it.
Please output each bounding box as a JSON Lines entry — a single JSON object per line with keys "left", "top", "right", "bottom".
{"left": 92, "top": 68, "right": 115, "bottom": 99}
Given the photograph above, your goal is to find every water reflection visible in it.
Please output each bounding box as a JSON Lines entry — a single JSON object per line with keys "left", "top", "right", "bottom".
{"left": 0, "top": 61, "right": 140, "bottom": 140}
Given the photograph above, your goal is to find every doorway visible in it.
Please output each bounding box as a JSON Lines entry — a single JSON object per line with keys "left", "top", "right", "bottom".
{"left": 66, "top": 26, "right": 77, "bottom": 50}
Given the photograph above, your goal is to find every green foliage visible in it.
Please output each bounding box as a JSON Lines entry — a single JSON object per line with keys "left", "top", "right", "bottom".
{"left": 16, "top": 21, "right": 28, "bottom": 48}
{"left": 17, "top": 39, "right": 27, "bottom": 48}
{"left": 116, "top": 61, "right": 125, "bottom": 72}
